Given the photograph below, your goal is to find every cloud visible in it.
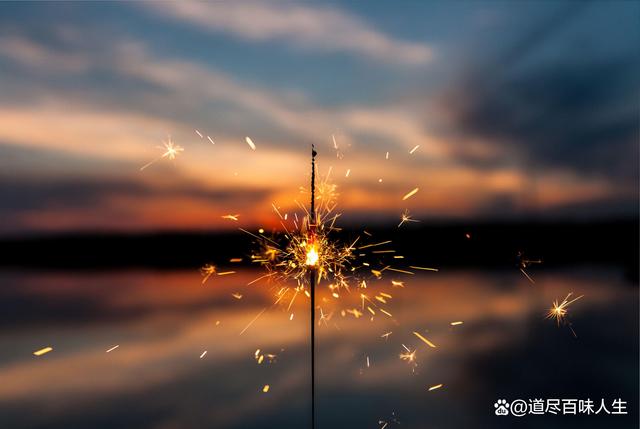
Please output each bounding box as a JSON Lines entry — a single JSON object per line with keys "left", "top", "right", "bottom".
{"left": 445, "top": 58, "right": 639, "bottom": 186}
{"left": 141, "top": 0, "right": 432, "bottom": 66}
{"left": 433, "top": 4, "right": 639, "bottom": 194}
{"left": 0, "top": 24, "right": 635, "bottom": 231}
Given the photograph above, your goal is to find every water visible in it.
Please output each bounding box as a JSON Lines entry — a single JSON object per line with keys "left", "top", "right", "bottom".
{"left": 0, "top": 268, "right": 637, "bottom": 428}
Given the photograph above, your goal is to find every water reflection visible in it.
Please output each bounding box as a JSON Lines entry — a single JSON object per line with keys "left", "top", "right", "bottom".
{"left": 0, "top": 268, "right": 636, "bottom": 428}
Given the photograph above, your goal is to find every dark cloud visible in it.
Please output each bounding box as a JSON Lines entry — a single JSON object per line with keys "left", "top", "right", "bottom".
{"left": 451, "top": 58, "right": 638, "bottom": 180}
{"left": 441, "top": 4, "right": 639, "bottom": 187}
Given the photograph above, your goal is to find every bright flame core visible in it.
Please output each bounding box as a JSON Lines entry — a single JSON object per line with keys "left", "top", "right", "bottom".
{"left": 305, "top": 244, "right": 319, "bottom": 266}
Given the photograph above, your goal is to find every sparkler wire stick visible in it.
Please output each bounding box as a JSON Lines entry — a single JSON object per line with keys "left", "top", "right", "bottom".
{"left": 309, "top": 144, "right": 317, "bottom": 429}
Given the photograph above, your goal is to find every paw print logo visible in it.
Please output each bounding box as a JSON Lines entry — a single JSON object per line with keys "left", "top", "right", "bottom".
{"left": 494, "top": 399, "right": 509, "bottom": 416}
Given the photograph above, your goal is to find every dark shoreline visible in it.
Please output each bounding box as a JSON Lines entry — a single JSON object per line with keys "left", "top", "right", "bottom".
{"left": 1, "top": 219, "right": 637, "bottom": 280}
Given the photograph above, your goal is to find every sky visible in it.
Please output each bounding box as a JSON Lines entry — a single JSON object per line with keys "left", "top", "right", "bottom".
{"left": 0, "top": 1, "right": 638, "bottom": 235}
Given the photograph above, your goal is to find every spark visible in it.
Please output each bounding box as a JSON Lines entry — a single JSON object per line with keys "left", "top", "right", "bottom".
{"left": 450, "top": 321, "right": 464, "bottom": 326}
{"left": 358, "top": 240, "right": 392, "bottom": 250}
{"left": 398, "top": 209, "right": 419, "bottom": 227}
{"left": 428, "top": 384, "right": 444, "bottom": 391}
{"left": 346, "top": 308, "right": 363, "bottom": 318}
{"left": 245, "top": 136, "right": 257, "bottom": 150}
{"left": 381, "top": 332, "right": 392, "bottom": 340}
{"left": 378, "top": 412, "right": 400, "bottom": 428}
{"left": 345, "top": 168, "right": 351, "bottom": 177}
{"left": 106, "top": 345, "right": 120, "bottom": 353}
{"left": 366, "top": 356, "right": 370, "bottom": 367}
{"left": 217, "top": 271, "right": 236, "bottom": 276}
{"left": 409, "top": 145, "right": 420, "bottom": 154}
{"left": 386, "top": 267, "right": 414, "bottom": 275}
{"left": 385, "top": 151, "right": 389, "bottom": 159}
{"left": 140, "top": 138, "right": 184, "bottom": 171}
{"left": 222, "top": 214, "right": 240, "bottom": 221}
{"left": 318, "top": 307, "right": 331, "bottom": 326}
{"left": 262, "top": 384, "right": 270, "bottom": 393}
{"left": 231, "top": 292, "right": 243, "bottom": 299}
{"left": 229, "top": 258, "right": 243, "bottom": 263}
{"left": 399, "top": 344, "right": 417, "bottom": 366}
{"left": 195, "top": 129, "right": 203, "bottom": 138}
{"left": 413, "top": 331, "right": 437, "bottom": 348}
{"left": 332, "top": 134, "right": 344, "bottom": 159}
{"left": 241, "top": 159, "right": 409, "bottom": 340}
{"left": 517, "top": 251, "right": 542, "bottom": 284}
{"left": 409, "top": 266, "right": 439, "bottom": 272}
{"left": 402, "top": 187, "right": 419, "bottom": 201}
{"left": 207, "top": 136, "right": 215, "bottom": 145}
{"left": 379, "top": 308, "right": 393, "bottom": 317}
{"left": 546, "top": 292, "right": 583, "bottom": 336}
{"left": 200, "top": 350, "right": 207, "bottom": 359}
{"left": 33, "top": 347, "right": 53, "bottom": 356}
{"left": 200, "top": 264, "right": 217, "bottom": 284}
{"left": 240, "top": 308, "right": 267, "bottom": 335}
{"left": 391, "top": 280, "right": 404, "bottom": 288}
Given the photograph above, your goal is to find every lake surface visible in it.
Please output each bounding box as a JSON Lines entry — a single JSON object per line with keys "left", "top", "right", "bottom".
{"left": 0, "top": 267, "right": 637, "bottom": 428}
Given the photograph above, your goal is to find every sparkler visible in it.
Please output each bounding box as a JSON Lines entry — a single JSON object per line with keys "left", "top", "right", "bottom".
{"left": 309, "top": 144, "right": 317, "bottom": 429}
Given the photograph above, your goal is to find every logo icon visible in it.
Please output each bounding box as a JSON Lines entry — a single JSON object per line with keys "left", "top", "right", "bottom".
{"left": 494, "top": 399, "right": 509, "bottom": 416}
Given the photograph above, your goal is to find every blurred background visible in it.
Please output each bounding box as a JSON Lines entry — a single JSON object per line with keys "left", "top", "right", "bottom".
{"left": 0, "top": 1, "right": 637, "bottom": 428}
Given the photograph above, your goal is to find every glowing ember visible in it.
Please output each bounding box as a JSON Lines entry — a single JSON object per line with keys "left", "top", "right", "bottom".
{"left": 245, "top": 136, "right": 257, "bottom": 150}
{"left": 413, "top": 331, "right": 437, "bottom": 348}
{"left": 33, "top": 347, "right": 53, "bottom": 356}
{"left": 402, "top": 187, "right": 419, "bottom": 200}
